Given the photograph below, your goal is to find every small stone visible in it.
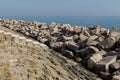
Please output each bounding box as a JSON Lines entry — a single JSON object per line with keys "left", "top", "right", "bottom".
{"left": 61, "top": 50, "right": 74, "bottom": 58}
{"left": 25, "top": 31, "right": 29, "bottom": 36}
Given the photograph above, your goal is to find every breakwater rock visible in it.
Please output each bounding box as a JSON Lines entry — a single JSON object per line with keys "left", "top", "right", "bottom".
{"left": 0, "top": 29, "right": 100, "bottom": 80}
{"left": 0, "top": 19, "right": 120, "bottom": 80}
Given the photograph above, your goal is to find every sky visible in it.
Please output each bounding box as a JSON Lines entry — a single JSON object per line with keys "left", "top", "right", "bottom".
{"left": 0, "top": 0, "right": 120, "bottom": 16}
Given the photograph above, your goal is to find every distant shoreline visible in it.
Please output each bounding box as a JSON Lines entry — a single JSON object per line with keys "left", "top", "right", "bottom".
{"left": 0, "top": 16, "right": 120, "bottom": 29}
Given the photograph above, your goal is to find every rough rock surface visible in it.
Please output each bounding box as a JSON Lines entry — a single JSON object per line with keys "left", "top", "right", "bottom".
{"left": 1, "top": 19, "right": 120, "bottom": 80}
{"left": 0, "top": 27, "right": 100, "bottom": 80}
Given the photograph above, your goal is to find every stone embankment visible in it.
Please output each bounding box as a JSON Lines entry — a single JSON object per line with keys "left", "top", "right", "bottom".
{"left": 0, "top": 19, "right": 120, "bottom": 80}
{"left": 0, "top": 29, "right": 100, "bottom": 80}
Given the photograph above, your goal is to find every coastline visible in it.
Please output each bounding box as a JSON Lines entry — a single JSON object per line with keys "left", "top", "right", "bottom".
{"left": 0, "top": 19, "right": 120, "bottom": 80}
{"left": 1, "top": 16, "right": 120, "bottom": 29}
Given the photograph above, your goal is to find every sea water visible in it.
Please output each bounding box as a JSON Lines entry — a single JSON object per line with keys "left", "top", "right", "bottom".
{"left": 0, "top": 16, "right": 120, "bottom": 29}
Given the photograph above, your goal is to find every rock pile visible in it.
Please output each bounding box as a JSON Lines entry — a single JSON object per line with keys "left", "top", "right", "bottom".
{"left": 0, "top": 19, "right": 120, "bottom": 80}
{"left": 0, "top": 30, "right": 100, "bottom": 80}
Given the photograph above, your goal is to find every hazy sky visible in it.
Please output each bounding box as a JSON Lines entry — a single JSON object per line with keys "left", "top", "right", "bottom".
{"left": 0, "top": 0, "right": 120, "bottom": 16}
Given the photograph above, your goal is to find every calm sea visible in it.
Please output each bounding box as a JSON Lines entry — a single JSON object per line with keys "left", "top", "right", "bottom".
{"left": 0, "top": 16, "right": 120, "bottom": 29}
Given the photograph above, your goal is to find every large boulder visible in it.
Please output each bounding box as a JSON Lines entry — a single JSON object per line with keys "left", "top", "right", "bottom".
{"left": 101, "top": 29, "right": 110, "bottom": 38}
{"left": 73, "top": 26, "right": 81, "bottom": 33}
{"left": 112, "top": 70, "right": 120, "bottom": 80}
{"left": 86, "top": 41, "right": 99, "bottom": 46}
{"left": 88, "top": 35, "right": 98, "bottom": 41}
{"left": 110, "top": 60, "right": 120, "bottom": 72}
{"left": 60, "top": 24, "right": 71, "bottom": 32}
{"left": 80, "top": 46, "right": 99, "bottom": 58}
{"left": 95, "top": 56, "right": 117, "bottom": 73}
{"left": 40, "top": 23, "right": 48, "bottom": 29}
{"left": 112, "top": 75, "right": 120, "bottom": 80}
{"left": 104, "top": 51, "right": 119, "bottom": 57}
{"left": 79, "top": 33, "right": 88, "bottom": 42}
{"left": 97, "top": 50, "right": 107, "bottom": 56}
{"left": 49, "top": 22, "right": 57, "bottom": 28}
{"left": 115, "top": 38, "right": 120, "bottom": 48}
{"left": 110, "top": 31, "right": 120, "bottom": 41}
{"left": 49, "top": 26, "right": 59, "bottom": 34}
{"left": 87, "top": 53, "right": 103, "bottom": 69}
{"left": 89, "top": 25, "right": 101, "bottom": 35}
{"left": 98, "top": 37, "right": 116, "bottom": 49}
{"left": 64, "top": 41, "right": 79, "bottom": 50}
{"left": 97, "top": 35, "right": 105, "bottom": 42}
{"left": 61, "top": 35, "right": 73, "bottom": 41}
{"left": 50, "top": 42, "right": 63, "bottom": 51}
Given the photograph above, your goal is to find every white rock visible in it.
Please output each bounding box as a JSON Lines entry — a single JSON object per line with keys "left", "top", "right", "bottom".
{"left": 87, "top": 53, "right": 103, "bottom": 69}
